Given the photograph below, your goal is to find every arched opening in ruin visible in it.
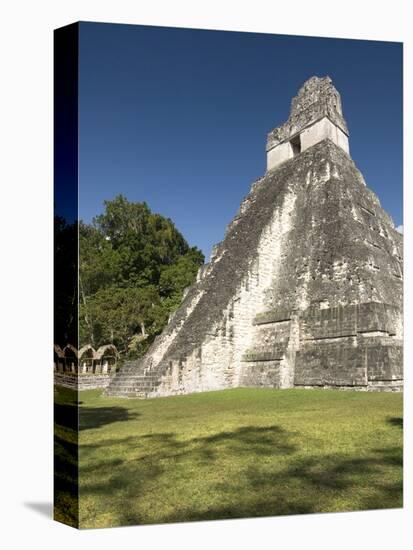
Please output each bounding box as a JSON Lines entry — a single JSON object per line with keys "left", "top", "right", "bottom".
{"left": 54, "top": 344, "right": 65, "bottom": 373}
{"left": 95, "top": 344, "right": 119, "bottom": 374}
{"left": 63, "top": 344, "right": 78, "bottom": 373}
{"left": 79, "top": 345, "right": 96, "bottom": 373}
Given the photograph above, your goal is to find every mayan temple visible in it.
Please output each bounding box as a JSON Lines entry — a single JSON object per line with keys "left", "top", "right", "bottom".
{"left": 106, "top": 76, "right": 403, "bottom": 398}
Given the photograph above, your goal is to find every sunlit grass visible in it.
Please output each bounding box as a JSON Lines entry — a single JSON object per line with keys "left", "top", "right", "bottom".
{"left": 54, "top": 386, "right": 402, "bottom": 528}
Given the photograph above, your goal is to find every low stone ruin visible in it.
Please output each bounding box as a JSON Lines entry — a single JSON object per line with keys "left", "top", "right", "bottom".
{"left": 54, "top": 343, "right": 119, "bottom": 390}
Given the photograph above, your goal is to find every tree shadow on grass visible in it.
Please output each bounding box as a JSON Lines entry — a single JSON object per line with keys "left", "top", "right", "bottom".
{"left": 78, "top": 417, "right": 403, "bottom": 527}
{"left": 193, "top": 425, "right": 296, "bottom": 457}
{"left": 387, "top": 417, "right": 403, "bottom": 429}
{"left": 278, "top": 446, "right": 402, "bottom": 492}
{"left": 161, "top": 443, "right": 402, "bottom": 524}
{"left": 54, "top": 397, "right": 140, "bottom": 527}
{"left": 79, "top": 406, "right": 140, "bottom": 431}
{"left": 54, "top": 434, "right": 79, "bottom": 527}
{"left": 79, "top": 425, "right": 299, "bottom": 526}
{"left": 54, "top": 401, "right": 140, "bottom": 431}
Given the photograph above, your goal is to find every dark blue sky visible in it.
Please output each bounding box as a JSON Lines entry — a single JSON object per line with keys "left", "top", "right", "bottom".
{"left": 79, "top": 22, "right": 403, "bottom": 259}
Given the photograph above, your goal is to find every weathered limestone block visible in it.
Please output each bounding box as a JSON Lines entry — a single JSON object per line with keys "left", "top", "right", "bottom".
{"left": 300, "top": 118, "right": 349, "bottom": 155}
{"left": 238, "top": 361, "right": 282, "bottom": 388}
{"left": 365, "top": 337, "right": 403, "bottom": 383}
{"left": 253, "top": 309, "right": 291, "bottom": 325}
{"left": 295, "top": 342, "right": 367, "bottom": 388}
{"left": 300, "top": 302, "right": 400, "bottom": 341}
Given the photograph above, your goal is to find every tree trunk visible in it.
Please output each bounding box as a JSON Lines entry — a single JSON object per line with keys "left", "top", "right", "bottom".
{"left": 79, "top": 273, "right": 94, "bottom": 345}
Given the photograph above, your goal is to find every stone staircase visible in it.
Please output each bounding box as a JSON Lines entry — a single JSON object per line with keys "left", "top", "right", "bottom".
{"left": 105, "top": 360, "right": 163, "bottom": 398}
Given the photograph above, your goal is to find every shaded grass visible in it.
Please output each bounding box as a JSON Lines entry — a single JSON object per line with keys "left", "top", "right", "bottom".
{"left": 55, "top": 387, "right": 403, "bottom": 528}
{"left": 54, "top": 386, "right": 79, "bottom": 527}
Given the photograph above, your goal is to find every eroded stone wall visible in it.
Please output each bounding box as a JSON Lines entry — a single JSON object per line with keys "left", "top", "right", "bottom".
{"left": 55, "top": 372, "right": 116, "bottom": 390}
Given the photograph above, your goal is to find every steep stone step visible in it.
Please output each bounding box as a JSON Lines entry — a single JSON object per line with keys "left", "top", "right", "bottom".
{"left": 108, "top": 375, "right": 158, "bottom": 383}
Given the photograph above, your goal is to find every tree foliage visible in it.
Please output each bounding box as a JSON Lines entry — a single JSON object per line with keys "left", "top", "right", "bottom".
{"left": 79, "top": 195, "right": 204, "bottom": 356}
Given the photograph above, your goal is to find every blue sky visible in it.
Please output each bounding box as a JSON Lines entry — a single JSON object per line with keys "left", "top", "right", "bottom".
{"left": 78, "top": 22, "right": 403, "bottom": 259}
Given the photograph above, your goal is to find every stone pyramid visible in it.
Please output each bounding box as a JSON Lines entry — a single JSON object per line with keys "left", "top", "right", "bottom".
{"left": 106, "top": 76, "right": 403, "bottom": 398}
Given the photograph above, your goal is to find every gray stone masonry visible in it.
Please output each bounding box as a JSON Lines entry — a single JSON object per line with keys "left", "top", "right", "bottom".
{"left": 106, "top": 76, "right": 403, "bottom": 398}
{"left": 55, "top": 372, "right": 116, "bottom": 390}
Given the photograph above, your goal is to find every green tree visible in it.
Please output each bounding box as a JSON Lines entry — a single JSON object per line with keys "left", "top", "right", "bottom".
{"left": 79, "top": 195, "right": 204, "bottom": 357}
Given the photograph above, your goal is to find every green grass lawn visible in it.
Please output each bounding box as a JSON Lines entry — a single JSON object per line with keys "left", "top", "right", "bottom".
{"left": 54, "top": 386, "right": 403, "bottom": 528}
